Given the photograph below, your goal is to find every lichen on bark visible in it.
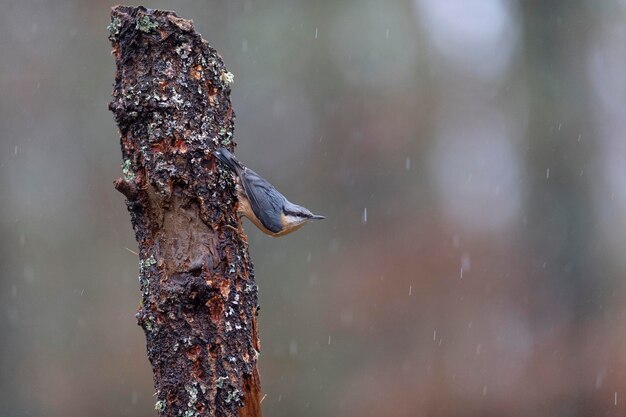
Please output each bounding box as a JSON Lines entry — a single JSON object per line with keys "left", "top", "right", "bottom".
{"left": 108, "top": 6, "right": 262, "bottom": 417}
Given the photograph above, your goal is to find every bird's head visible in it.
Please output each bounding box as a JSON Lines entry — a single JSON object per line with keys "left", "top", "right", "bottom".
{"left": 279, "top": 203, "right": 325, "bottom": 235}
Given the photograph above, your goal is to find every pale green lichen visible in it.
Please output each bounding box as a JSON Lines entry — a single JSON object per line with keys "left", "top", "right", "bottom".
{"left": 225, "top": 389, "right": 241, "bottom": 405}
{"left": 183, "top": 383, "right": 200, "bottom": 417}
{"left": 122, "top": 159, "right": 135, "bottom": 180}
{"left": 136, "top": 15, "right": 158, "bottom": 33}
{"left": 140, "top": 255, "right": 156, "bottom": 271}
{"left": 218, "top": 128, "right": 233, "bottom": 146}
{"left": 143, "top": 314, "right": 158, "bottom": 333}
{"left": 220, "top": 71, "right": 234, "bottom": 87}
{"left": 141, "top": 277, "right": 150, "bottom": 295}
{"left": 186, "top": 383, "right": 198, "bottom": 407}
{"left": 155, "top": 400, "right": 166, "bottom": 412}
{"left": 221, "top": 136, "right": 232, "bottom": 146}
{"left": 216, "top": 376, "right": 229, "bottom": 389}
{"left": 107, "top": 17, "right": 121, "bottom": 35}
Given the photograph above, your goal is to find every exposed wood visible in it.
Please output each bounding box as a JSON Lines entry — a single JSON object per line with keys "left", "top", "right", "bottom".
{"left": 108, "top": 6, "right": 262, "bottom": 416}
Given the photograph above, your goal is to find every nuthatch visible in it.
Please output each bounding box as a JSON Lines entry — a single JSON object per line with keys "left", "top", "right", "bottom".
{"left": 214, "top": 148, "right": 325, "bottom": 237}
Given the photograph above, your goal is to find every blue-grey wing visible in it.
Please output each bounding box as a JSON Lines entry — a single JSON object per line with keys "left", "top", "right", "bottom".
{"left": 239, "top": 168, "right": 286, "bottom": 233}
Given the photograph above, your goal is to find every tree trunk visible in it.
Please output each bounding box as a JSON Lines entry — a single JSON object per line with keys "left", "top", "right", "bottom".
{"left": 108, "top": 6, "right": 262, "bottom": 417}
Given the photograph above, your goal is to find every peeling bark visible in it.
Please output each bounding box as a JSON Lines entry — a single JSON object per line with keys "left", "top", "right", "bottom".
{"left": 108, "top": 6, "right": 262, "bottom": 417}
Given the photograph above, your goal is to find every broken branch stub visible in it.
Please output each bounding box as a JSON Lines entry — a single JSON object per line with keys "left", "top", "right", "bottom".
{"left": 108, "top": 6, "right": 262, "bottom": 417}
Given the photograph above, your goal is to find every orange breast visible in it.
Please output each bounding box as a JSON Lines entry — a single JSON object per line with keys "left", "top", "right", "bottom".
{"left": 236, "top": 192, "right": 303, "bottom": 237}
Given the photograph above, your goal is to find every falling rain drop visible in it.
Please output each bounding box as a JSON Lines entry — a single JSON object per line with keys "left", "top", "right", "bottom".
{"left": 362, "top": 207, "right": 368, "bottom": 223}
{"left": 405, "top": 157, "right": 411, "bottom": 170}
{"left": 461, "top": 253, "right": 471, "bottom": 271}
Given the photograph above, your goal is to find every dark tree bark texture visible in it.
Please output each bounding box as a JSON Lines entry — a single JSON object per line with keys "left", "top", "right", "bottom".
{"left": 108, "top": 6, "right": 262, "bottom": 417}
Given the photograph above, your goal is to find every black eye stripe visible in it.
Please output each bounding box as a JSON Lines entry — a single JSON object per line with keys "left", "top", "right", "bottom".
{"left": 284, "top": 209, "right": 307, "bottom": 217}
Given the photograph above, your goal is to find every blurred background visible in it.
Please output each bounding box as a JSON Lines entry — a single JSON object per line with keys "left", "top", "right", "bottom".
{"left": 2, "top": 0, "right": 626, "bottom": 416}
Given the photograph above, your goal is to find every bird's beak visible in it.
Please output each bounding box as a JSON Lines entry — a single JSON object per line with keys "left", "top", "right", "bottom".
{"left": 310, "top": 215, "right": 325, "bottom": 220}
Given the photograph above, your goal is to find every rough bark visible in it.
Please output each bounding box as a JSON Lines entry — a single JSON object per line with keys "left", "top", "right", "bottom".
{"left": 108, "top": 6, "right": 262, "bottom": 417}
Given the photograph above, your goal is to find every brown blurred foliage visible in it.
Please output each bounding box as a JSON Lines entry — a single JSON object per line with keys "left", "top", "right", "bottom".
{"left": 2, "top": 1, "right": 626, "bottom": 416}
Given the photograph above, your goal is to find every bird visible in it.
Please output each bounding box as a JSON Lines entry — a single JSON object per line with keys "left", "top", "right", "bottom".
{"left": 214, "top": 147, "right": 325, "bottom": 237}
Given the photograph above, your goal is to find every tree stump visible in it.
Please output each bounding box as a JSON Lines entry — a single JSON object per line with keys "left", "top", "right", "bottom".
{"left": 108, "top": 6, "right": 262, "bottom": 417}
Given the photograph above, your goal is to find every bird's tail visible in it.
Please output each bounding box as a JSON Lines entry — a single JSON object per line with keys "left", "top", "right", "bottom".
{"left": 214, "top": 147, "right": 245, "bottom": 174}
